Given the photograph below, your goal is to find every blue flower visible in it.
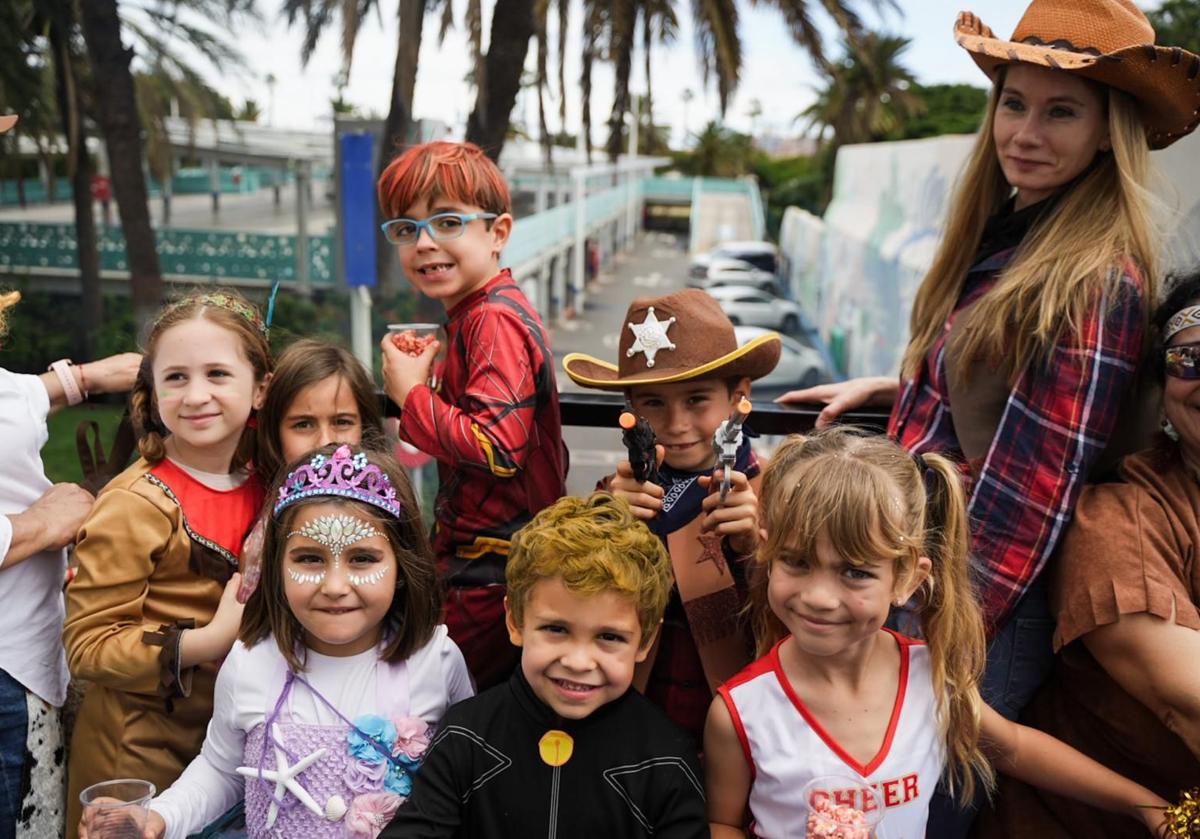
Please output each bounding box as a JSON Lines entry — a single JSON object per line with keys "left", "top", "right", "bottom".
{"left": 384, "top": 764, "right": 413, "bottom": 797}
{"left": 311, "top": 454, "right": 327, "bottom": 469}
{"left": 347, "top": 715, "right": 397, "bottom": 764}
{"left": 352, "top": 452, "right": 368, "bottom": 470}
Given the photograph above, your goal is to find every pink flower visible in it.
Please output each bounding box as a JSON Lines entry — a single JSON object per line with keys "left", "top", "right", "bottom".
{"left": 391, "top": 716, "right": 431, "bottom": 761}
{"left": 345, "top": 792, "right": 402, "bottom": 839}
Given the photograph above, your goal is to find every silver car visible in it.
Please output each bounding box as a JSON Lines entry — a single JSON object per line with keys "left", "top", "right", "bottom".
{"left": 707, "top": 285, "right": 805, "bottom": 333}
{"left": 734, "top": 325, "right": 829, "bottom": 396}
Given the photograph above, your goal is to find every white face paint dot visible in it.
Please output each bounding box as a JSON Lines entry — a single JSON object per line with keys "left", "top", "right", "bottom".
{"left": 625, "top": 306, "right": 677, "bottom": 368}
{"left": 347, "top": 567, "right": 389, "bottom": 587}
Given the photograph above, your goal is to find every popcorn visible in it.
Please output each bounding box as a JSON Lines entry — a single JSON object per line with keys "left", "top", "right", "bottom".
{"left": 805, "top": 796, "right": 872, "bottom": 839}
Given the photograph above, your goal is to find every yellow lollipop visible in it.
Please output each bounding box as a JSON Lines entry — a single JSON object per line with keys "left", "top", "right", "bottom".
{"left": 538, "top": 730, "right": 575, "bottom": 768}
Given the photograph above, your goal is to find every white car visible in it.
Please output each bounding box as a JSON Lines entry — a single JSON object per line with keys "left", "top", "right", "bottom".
{"left": 707, "top": 286, "right": 805, "bottom": 334}
{"left": 690, "top": 241, "right": 779, "bottom": 278}
{"left": 689, "top": 257, "right": 781, "bottom": 295}
{"left": 735, "top": 325, "right": 829, "bottom": 396}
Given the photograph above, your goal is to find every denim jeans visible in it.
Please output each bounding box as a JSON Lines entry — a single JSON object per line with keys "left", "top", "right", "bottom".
{"left": 0, "top": 669, "right": 28, "bottom": 839}
{"left": 924, "top": 577, "right": 1056, "bottom": 839}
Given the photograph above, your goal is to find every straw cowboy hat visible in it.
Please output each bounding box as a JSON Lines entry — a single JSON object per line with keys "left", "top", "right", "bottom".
{"left": 955, "top": 0, "right": 1200, "bottom": 148}
{"left": 563, "top": 288, "right": 781, "bottom": 390}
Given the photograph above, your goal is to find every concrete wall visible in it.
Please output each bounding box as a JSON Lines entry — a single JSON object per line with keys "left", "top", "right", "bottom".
{"left": 781, "top": 131, "right": 1200, "bottom": 378}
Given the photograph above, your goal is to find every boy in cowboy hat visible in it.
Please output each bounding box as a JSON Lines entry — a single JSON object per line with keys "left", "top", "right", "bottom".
{"left": 563, "top": 288, "right": 780, "bottom": 742}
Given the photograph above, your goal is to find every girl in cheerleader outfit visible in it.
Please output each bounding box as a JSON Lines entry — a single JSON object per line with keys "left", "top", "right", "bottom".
{"left": 122, "top": 445, "right": 471, "bottom": 839}
{"left": 704, "top": 429, "right": 1171, "bottom": 839}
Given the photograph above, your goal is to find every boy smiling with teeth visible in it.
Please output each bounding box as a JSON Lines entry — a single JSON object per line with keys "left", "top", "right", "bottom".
{"left": 383, "top": 493, "right": 708, "bottom": 839}
{"left": 377, "top": 141, "right": 567, "bottom": 693}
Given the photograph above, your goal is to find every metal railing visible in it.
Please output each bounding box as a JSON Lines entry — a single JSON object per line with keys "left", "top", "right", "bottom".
{"left": 384, "top": 390, "right": 890, "bottom": 436}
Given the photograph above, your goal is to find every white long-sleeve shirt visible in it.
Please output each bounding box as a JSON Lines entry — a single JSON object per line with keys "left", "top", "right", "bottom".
{"left": 150, "top": 627, "right": 472, "bottom": 839}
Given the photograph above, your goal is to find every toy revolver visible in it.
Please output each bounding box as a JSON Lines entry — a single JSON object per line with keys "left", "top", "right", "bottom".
{"left": 619, "top": 409, "right": 659, "bottom": 485}
{"left": 712, "top": 397, "right": 752, "bottom": 501}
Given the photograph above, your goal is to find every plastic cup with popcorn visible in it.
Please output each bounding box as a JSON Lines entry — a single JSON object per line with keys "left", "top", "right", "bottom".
{"left": 387, "top": 323, "right": 442, "bottom": 387}
{"left": 800, "top": 776, "right": 884, "bottom": 839}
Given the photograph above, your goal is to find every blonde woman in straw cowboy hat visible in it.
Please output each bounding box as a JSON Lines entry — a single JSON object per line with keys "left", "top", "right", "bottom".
{"left": 777, "top": 0, "right": 1200, "bottom": 833}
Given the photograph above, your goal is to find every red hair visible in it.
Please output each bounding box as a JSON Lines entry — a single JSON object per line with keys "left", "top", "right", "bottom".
{"left": 378, "top": 141, "right": 512, "bottom": 218}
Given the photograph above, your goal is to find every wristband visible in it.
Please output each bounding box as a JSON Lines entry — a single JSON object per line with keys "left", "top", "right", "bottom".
{"left": 48, "top": 359, "right": 84, "bottom": 406}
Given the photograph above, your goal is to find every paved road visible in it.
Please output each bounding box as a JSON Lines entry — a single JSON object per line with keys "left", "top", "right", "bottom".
{"left": 549, "top": 230, "right": 692, "bottom": 496}
{"left": 0, "top": 185, "right": 337, "bottom": 234}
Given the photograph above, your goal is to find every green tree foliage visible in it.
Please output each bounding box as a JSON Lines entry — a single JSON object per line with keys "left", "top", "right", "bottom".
{"left": 671, "top": 121, "right": 755, "bottom": 177}
{"left": 1148, "top": 0, "right": 1200, "bottom": 55}
{"left": 898, "top": 83, "right": 989, "bottom": 139}
{"left": 801, "top": 31, "right": 922, "bottom": 147}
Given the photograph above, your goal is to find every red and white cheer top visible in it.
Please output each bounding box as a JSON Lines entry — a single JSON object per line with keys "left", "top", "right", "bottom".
{"left": 719, "top": 631, "right": 944, "bottom": 839}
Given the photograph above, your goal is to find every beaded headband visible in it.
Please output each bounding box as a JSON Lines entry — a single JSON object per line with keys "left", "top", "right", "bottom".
{"left": 160, "top": 292, "right": 267, "bottom": 335}
{"left": 1165, "top": 306, "right": 1200, "bottom": 342}
{"left": 274, "top": 444, "right": 402, "bottom": 518}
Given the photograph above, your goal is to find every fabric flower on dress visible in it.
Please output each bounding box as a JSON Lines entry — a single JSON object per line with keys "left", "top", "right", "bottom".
{"left": 343, "top": 756, "right": 388, "bottom": 794}
{"left": 383, "top": 763, "right": 414, "bottom": 797}
{"left": 391, "top": 717, "right": 431, "bottom": 762}
{"left": 344, "top": 792, "right": 402, "bottom": 839}
{"left": 347, "top": 715, "right": 397, "bottom": 764}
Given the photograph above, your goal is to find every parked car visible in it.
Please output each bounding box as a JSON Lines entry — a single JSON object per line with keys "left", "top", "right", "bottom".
{"left": 735, "top": 325, "right": 829, "bottom": 396}
{"left": 688, "top": 257, "right": 781, "bottom": 295}
{"left": 706, "top": 285, "right": 804, "bottom": 334}
{"left": 690, "top": 241, "right": 779, "bottom": 278}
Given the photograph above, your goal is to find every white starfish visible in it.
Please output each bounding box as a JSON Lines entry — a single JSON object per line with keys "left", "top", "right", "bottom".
{"left": 626, "top": 306, "right": 677, "bottom": 368}
{"left": 236, "top": 725, "right": 328, "bottom": 828}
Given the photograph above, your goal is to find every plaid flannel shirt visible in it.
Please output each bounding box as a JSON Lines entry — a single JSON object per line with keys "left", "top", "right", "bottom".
{"left": 889, "top": 249, "right": 1145, "bottom": 633}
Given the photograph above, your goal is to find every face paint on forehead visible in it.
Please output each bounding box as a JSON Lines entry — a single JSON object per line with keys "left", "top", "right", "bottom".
{"left": 287, "top": 513, "right": 380, "bottom": 563}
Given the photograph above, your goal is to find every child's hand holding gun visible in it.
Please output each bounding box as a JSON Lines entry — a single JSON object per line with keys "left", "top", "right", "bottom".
{"left": 610, "top": 410, "right": 666, "bottom": 520}
{"left": 699, "top": 397, "right": 759, "bottom": 556}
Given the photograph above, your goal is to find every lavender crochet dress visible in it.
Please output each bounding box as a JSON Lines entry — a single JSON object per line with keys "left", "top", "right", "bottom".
{"left": 241, "top": 657, "right": 428, "bottom": 839}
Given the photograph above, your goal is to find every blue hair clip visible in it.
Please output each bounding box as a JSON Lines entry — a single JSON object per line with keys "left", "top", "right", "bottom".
{"left": 265, "top": 279, "right": 281, "bottom": 332}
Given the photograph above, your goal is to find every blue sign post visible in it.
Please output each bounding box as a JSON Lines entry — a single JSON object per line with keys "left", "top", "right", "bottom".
{"left": 338, "top": 130, "right": 378, "bottom": 370}
{"left": 340, "top": 132, "right": 377, "bottom": 287}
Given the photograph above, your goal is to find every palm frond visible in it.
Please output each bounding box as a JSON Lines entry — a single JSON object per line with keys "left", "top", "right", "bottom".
{"left": 692, "top": 0, "right": 741, "bottom": 113}
{"left": 437, "top": 0, "right": 454, "bottom": 45}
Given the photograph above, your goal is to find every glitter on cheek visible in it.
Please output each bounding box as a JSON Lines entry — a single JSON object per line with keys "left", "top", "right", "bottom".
{"left": 347, "top": 566, "right": 388, "bottom": 586}
{"left": 287, "top": 568, "right": 326, "bottom": 585}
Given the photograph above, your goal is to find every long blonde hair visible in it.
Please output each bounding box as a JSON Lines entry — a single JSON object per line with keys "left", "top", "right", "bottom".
{"left": 902, "top": 74, "right": 1158, "bottom": 382}
{"left": 750, "top": 427, "right": 994, "bottom": 802}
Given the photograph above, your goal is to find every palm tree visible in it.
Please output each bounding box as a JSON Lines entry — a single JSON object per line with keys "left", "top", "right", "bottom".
{"left": 282, "top": 0, "right": 448, "bottom": 165}
{"left": 597, "top": 0, "right": 898, "bottom": 162}
{"left": 578, "top": 1, "right": 608, "bottom": 161}
{"left": 79, "top": 0, "right": 257, "bottom": 330}
{"left": 801, "top": 32, "right": 923, "bottom": 148}
{"left": 463, "top": 0, "right": 536, "bottom": 161}
{"left": 639, "top": 0, "right": 677, "bottom": 154}
{"left": 79, "top": 0, "right": 162, "bottom": 330}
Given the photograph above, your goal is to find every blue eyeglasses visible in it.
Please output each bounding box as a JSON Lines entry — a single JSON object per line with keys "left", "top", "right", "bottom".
{"left": 380, "top": 212, "right": 498, "bottom": 246}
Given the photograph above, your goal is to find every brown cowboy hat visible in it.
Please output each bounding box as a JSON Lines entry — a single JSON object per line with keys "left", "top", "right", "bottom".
{"left": 955, "top": 0, "right": 1200, "bottom": 148}
{"left": 0, "top": 115, "right": 17, "bottom": 134}
{"left": 563, "top": 288, "right": 781, "bottom": 390}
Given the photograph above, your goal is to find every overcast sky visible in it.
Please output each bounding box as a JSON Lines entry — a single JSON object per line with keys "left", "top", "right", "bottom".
{"left": 203, "top": 1, "right": 1142, "bottom": 145}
